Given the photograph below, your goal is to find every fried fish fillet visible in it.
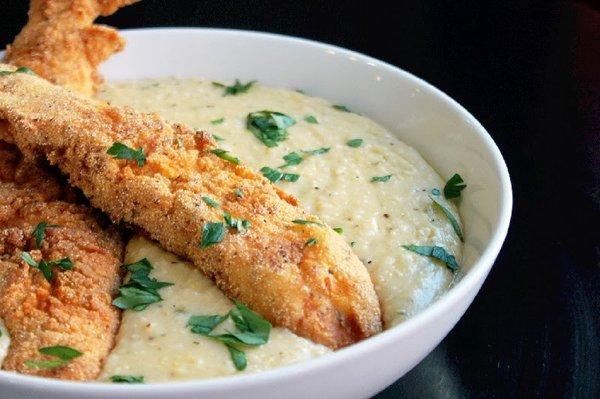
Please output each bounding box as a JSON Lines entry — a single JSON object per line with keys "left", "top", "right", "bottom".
{"left": 0, "top": 141, "right": 123, "bottom": 380}
{"left": 3, "top": 0, "right": 139, "bottom": 96}
{"left": 0, "top": 68, "right": 383, "bottom": 348}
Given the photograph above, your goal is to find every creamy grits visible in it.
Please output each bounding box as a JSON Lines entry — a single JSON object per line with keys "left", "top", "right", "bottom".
{"left": 99, "top": 237, "right": 331, "bottom": 382}
{"left": 98, "top": 78, "right": 462, "bottom": 381}
{"left": 0, "top": 318, "right": 9, "bottom": 367}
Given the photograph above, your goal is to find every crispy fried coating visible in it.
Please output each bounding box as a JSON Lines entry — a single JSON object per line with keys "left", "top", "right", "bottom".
{"left": 0, "top": 141, "right": 123, "bottom": 380}
{"left": 3, "top": 0, "right": 139, "bottom": 95}
{"left": 0, "top": 68, "right": 383, "bottom": 349}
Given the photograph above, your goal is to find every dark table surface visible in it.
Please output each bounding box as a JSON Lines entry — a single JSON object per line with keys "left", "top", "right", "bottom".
{"left": 1, "top": 1, "right": 598, "bottom": 398}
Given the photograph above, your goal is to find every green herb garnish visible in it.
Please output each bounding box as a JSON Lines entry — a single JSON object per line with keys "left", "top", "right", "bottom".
{"left": 32, "top": 222, "right": 59, "bottom": 249}
{"left": 303, "top": 147, "right": 330, "bottom": 155}
{"left": 0, "top": 66, "right": 36, "bottom": 76}
{"left": 212, "top": 79, "right": 256, "bottom": 96}
{"left": 112, "top": 259, "right": 173, "bottom": 311}
{"left": 346, "top": 138, "right": 363, "bottom": 148}
{"left": 292, "top": 219, "right": 323, "bottom": 226}
{"left": 21, "top": 252, "right": 72, "bottom": 282}
{"left": 210, "top": 149, "right": 240, "bottom": 165}
{"left": 188, "top": 302, "right": 272, "bottom": 371}
{"left": 443, "top": 173, "right": 467, "bottom": 199}
{"left": 202, "top": 196, "right": 220, "bottom": 208}
{"left": 304, "top": 115, "right": 318, "bottom": 124}
{"left": 279, "top": 152, "right": 303, "bottom": 168}
{"left": 333, "top": 104, "right": 352, "bottom": 112}
{"left": 333, "top": 227, "right": 343, "bottom": 234}
{"left": 223, "top": 212, "right": 250, "bottom": 232}
{"left": 107, "top": 142, "right": 146, "bottom": 167}
{"left": 371, "top": 175, "right": 392, "bottom": 183}
{"left": 260, "top": 167, "right": 299, "bottom": 183}
{"left": 199, "top": 222, "right": 226, "bottom": 248}
{"left": 247, "top": 111, "right": 296, "bottom": 147}
{"left": 431, "top": 188, "right": 441, "bottom": 196}
{"left": 25, "top": 345, "right": 82, "bottom": 370}
{"left": 402, "top": 245, "right": 459, "bottom": 272}
{"left": 234, "top": 188, "right": 243, "bottom": 198}
{"left": 305, "top": 238, "right": 318, "bottom": 246}
{"left": 430, "top": 196, "right": 464, "bottom": 242}
{"left": 110, "top": 375, "right": 145, "bottom": 383}
{"left": 211, "top": 118, "right": 225, "bottom": 125}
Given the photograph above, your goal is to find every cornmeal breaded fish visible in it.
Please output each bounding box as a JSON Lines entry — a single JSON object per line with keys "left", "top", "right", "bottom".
{"left": 0, "top": 141, "right": 123, "bottom": 380}
{"left": 3, "top": 0, "right": 139, "bottom": 96}
{"left": 0, "top": 68, "right": 383, "bottom": 348}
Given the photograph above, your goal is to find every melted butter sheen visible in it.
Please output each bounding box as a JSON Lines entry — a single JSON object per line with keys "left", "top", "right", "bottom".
{"left": 98, "top": 79, "right": 462, "bottom": 381}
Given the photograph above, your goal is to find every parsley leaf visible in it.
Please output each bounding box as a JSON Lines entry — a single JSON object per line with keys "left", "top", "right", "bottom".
{"left": 223, "top": 212, "right": 251, "bottom": 232}
{"left": 187, "top": 302, "right": 271, "bottom": 371}
{"left": 430, "top": 196, "right": 464, "bottom": 242}
{"left": 234, "top": 188, "right": 244, "bottom": 198}
{"left": 110, "top": 375, "right": 145, "bottom": 383}
{"left": 112, "top": 259, "right": 173, "bottom": 311}
{"left": 199, "top": 222, "right": 226, "bottom": 248}
{"left": 212, "top": 79, "right": 256, "bottom": 96}
{"left": 20, "top": 252, "right": 38, "bottom": 267}
{"left": 25, "top": 345, "right": 82, "bottom": 369}
{"left": 303, "top": 147, "right": 330, "bottom": 156}
{"left": 333, "top": 227, "right": 344, "bottom": 234}
{"left": 21, "top": 252, "right": 72, "bottom": 282}
{"left": 304, "top": 115, "right": 318, "bottom": 124}
{"left": 371, "top": 175, "right": 392, "bottom": 182}
{"left": 202, "top": 196, "right": 220, "bottom": 208}
{"left": 210, "top": 149, "right": 240, "bottom": 165}
{"left": 107, "top": 142, "right": 146, "bottom": 167}
{"left": 247, "top": 111, "right": 296, "bottom": 147}
{"left": 333, "top": 104, "right": 352, "bottom": 112}
{"left": 443, "top": 173, "right": 467, "bottom": 199}
{"left": 279, "top": 152, "right": 303, "bottom": 168}
{"left": 0, "top": 67, "right": 36, "bottom": 76}
{"left": 211, "top": 118, "right": 225, "bottom": 125}
{"left": 292, "top": 219, "right": 323, "bottom": 226}
{"left": 212, "top": 134, "right": 225, "bottom": 141}
{"left": 305, "top": 238, "right": 317, "bottom": 246}
{"left": 32, "top": 222, "right": 59, "bottom": 249}
{"left": 402, "top": 245, "right": 459, "bottom": 272}
{"left": 346, "top": 138, "right": 363, "bottom": 148}
{"left": 260, "top": 167, "right": 299, "bottom": 183}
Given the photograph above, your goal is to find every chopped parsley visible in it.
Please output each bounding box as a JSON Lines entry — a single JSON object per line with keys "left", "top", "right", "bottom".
{"left": 346, "top": 138, "right": 363, "bottom": 148}
{"left": 112, "top": 259, "right": 173, "bottom": 311}
{"left": 187, "top": 302, "right": 272, "bottom": 371}
{"left": 20, "top": 252, "right": 72, "bottom": 282}
{"left": 25, "top": 345, "right": 82, "bottom": 370}
{"left": 444, "top": 173, "right": 467, "bottom": 199}
{"left": 234, "top": 188, "right": 244, "bottom": 198}
{"left": 332, "top": 104, "right": 352, "bottom": 112}
{"left": 202, "top": 196, "right": 220, "bottom": 208}
{"left": 260, "top": 167, "right": 299, "bottom": 183}
{"left": 212, "top": 79, "right": 256, "bottom": 96}
{"left": 199, "top": 222, "right": 226, "bottom": 248}
{"left": 333, "top": 227, "right": 344, "bottom": 234}
{"left": 110, "top": 375, "right": 145, "bottom": 383}
{"left": 32, "top": 221, "right": 59, "bottom": 248}
{"left": 292, "top": 219, "right": 323, "bottom": 227}
{"left": 371, "top": 175, "right": 392, "bottom": 183}
{"left": 247, "top": 111, "right": 296, "bottom": 147}
{"left": 303, "top": 147, "right": 330, "bottom": 155}
{"left": 430, "top": 196, "right": 464, "bottom": 242}
{"left": 431, "top": 188, "right": 441, "bottom": 196}
{"left": 402, "top": 245, "right": 459, "bottom": 272}
{"left": 304, "top": 115, "right": 318, "bottom": 124}
{"left": 223, "top": 212, "right": 251, "bottom": 232}
{"left": 211, "top": 118, "right": 225, "bottom": 125}
{"left": 0, "top": 66, "right": 36, "bottom": 76}
{"left": 305, "top": 238, "right": 318, "bottom": 246}
{"left": 210, "top": 148, "right": 240, "bottom": 165}
{"left": 107, "top": 142, "right": 146, "bottom": 167}
{"left": 279, "top": 152, "right": 303, "bottom": 168}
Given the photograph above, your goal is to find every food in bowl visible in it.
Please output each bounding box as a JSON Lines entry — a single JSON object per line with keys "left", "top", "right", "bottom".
{"left": 0, "top": 0, "right": 470, "bottom": 386}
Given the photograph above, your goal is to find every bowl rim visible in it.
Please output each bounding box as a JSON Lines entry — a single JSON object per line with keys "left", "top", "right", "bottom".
{"left": 0, "top": 27, "right": 513, "bottom": 393}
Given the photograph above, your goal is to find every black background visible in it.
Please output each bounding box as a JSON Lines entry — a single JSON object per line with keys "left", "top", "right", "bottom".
{"left": 1, "top": 1, "right": 598, "bottom": 398}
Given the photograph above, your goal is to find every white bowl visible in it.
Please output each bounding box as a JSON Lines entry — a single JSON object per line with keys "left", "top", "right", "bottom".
{"left": 0, "top": 28, "right": 512, "bottom": 399}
